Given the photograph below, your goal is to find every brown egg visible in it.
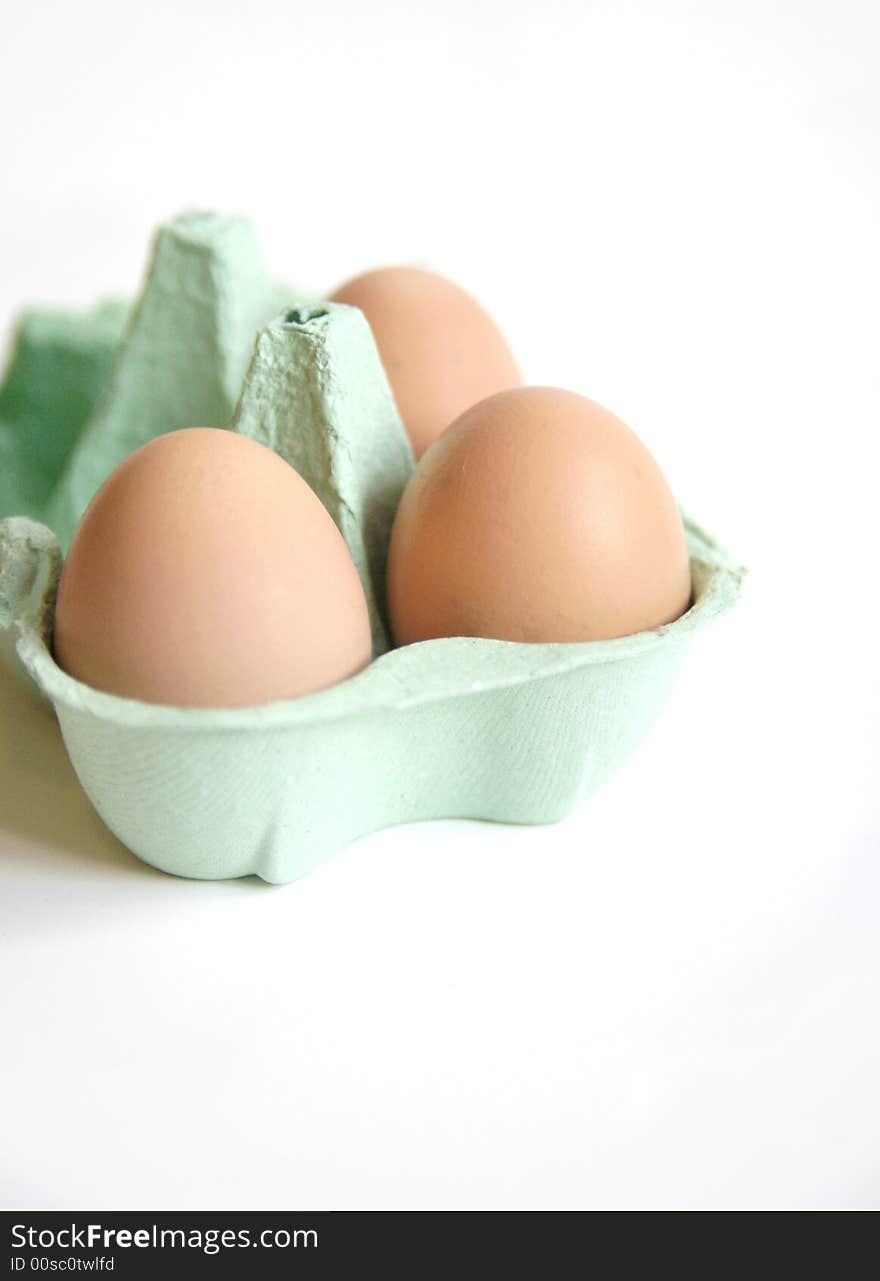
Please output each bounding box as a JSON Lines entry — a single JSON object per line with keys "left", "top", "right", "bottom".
{"left": 53, "top": 428, "right": 372, "bottom": 707}
{"left": 328, "top": 265, "right": 521, "bottom": 458}
{"left": 386, "top": 387, "right": 692, "bottom": 646}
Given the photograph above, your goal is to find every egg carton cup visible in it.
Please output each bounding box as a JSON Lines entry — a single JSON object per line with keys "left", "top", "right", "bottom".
{"left": 0, "top": 212, "right": 745, "bottom": 884}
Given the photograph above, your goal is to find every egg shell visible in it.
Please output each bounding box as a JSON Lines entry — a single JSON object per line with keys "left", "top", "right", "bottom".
{"left": 0, "top": 213, "right": 745, "bottom": 884}
{"left": 329, "top": 266, "right": 521, "bottom": 458}
{"left": 387, "top": 387, "right": 693, "bottom": 646}
{"left": 52, "top": 429, "right": 374, "bottom": 707}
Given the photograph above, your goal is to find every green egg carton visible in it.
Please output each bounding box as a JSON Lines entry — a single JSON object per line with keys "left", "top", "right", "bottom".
{"left": 0, "top": 213, "right": 745, "bottom": 884}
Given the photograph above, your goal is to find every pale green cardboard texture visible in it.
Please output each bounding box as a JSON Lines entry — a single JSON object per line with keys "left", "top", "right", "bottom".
{"left": 0, "top": 300, "right": 128, "bottom": 520}
{"left": 44, "top": 212, "right": 296, "bottom": 550}
{"left": 0, "top": 213, "right": 746, "bottom": 884}
{"left": 233, "top": 306, "right": 414, "bottom": 655}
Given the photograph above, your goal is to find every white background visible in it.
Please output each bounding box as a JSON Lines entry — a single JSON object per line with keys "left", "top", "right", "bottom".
{"left": 1, "top": 0, "right": 878, "bottom": 1210}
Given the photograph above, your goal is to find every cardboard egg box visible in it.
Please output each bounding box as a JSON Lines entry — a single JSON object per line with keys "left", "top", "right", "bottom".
{"left": 0, "top": 213, "right": 745, "bottom": 883}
